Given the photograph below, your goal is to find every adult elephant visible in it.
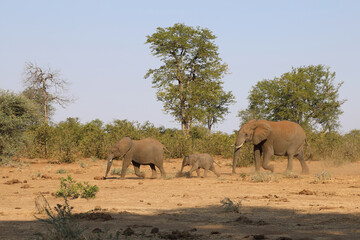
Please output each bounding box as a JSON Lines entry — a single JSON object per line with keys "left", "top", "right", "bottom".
{"left": 232, "top": 120, "right": 309, "bottom": 174}
{"left": 105, "top": 137, "right": 168, "bottom": 179}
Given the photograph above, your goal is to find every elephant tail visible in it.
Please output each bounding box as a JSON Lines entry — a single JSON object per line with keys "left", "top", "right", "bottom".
{"left": 305, "top": 138, "right": 313, "bottom": 160}
{"left": 163, "top": 146, "right": 171, "bottom": 161}
{"left": 213, "top": 160, "right": 222, "bottom": 168}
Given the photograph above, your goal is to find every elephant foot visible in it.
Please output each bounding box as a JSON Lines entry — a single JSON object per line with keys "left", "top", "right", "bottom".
{"left": 263, "top": 165, "right": 274, "bottom": 173}
{"left": 301, "top": 169, "right": 310, "bottom": 175}
{"left": 135, "top": 173, "right": 146, "bottom": 178}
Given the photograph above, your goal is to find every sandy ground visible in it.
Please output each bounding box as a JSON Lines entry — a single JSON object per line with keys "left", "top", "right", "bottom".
{"left": 0, "top": 157, "right": 360, "bottom": 240}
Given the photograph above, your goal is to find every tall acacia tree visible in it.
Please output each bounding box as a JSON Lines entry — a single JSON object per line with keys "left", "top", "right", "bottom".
{"left": 145, "top": 23, "right": 234, "bottom": 133}
{"left": 238, "top": 65, "right": 345, "bottom": 132}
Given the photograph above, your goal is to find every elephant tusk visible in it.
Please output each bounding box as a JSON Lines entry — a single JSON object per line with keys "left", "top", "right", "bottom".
{"left": 235, "top": 143, "right": 243, "bottom": 149}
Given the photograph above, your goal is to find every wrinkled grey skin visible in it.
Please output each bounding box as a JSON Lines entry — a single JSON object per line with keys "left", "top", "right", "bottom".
{"left": 180, "top": 153, "right": 220, "bottom": 178}
{"left": 105, "top": 137, "right": 168, "bottom": 179}
{"left": 233, "top": 120, "right": 309, "bottom": 174}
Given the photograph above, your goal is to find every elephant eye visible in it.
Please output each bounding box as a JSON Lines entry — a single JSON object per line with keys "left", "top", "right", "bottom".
{"left": 245, "top": 133, "right": 248, "bottom": 137}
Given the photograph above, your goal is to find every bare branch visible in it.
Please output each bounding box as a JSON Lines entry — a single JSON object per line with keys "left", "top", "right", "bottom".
{"left": 22, "top": 62, "right": 74, "bottom": 123}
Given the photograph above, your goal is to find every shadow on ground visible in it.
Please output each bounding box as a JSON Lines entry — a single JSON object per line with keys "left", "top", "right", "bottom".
{"left": 1, "top": 203, "right": 359, "bottom": 240}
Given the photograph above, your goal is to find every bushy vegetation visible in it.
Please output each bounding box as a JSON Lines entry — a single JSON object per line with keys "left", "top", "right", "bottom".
{"left": 1, "top": 89, "right": 360, "bottom": 166}
{"left": 0, "top": 90, "right": 40, "bottom": 164}
{"left": 1, "top": 115, "right": 360, "bottom": 166}
{"left": 16, "top": 117, "right": 240, "bottom": 162}
{"left": 55, "top": 175, "right": 99, "bottom": 199}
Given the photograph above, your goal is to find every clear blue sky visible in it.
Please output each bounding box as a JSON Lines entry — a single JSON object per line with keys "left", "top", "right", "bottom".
{"left": 1, "top": 0, "right": 359, "bottom": 133}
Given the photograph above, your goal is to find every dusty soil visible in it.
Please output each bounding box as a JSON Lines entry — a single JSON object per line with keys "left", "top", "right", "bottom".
{"left": 0, "top": 157, "right": 360, "bottom": 240}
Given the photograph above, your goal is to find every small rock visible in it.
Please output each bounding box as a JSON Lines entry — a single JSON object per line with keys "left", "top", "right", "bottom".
{"left": 299, "top": 189, "right": 316, "bottom": 195}
{"left": 21, "top": 184, "right": 31, "bottom": 189}
{"left": 35, "top": 194, "right": 49, "bottom": 214}
{"left": 94, "top": 176, "right": 105, "bottom": 180}
{"left": 4, "top": 179, "right": 21, "bottom": 185}
{"left": 41, "top": 175, "right": 52, "bottom": 179}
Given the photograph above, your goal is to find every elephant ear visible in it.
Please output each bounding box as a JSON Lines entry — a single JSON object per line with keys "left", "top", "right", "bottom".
{"left": 252, "top": 122, "right": 271, "bottom": 145}
{"left": 118, "top": 137, "right": 132, "bottom": 157}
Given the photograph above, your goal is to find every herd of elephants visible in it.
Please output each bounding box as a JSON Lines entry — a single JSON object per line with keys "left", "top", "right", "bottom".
{"left": 104, "top": 119, "right": 310, "bottom": 179}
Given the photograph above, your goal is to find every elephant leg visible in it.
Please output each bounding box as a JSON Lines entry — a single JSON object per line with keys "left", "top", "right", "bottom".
{"left": 189, "top": 164, "right": 199, "bottom": 178}
{"left": 132, "top": 161, "right": 145, "bottom": 178}
{"left": 149, "top": 163, "right": 157, "bottom": 179}
{"left": 285, "top": 155, "right": 294, "bottom": 173}
{"left": 210, "top": 165, "right": 220, "bottom": 177}
{"left": 296, "top": 150, "right": 309, "bottom": 174}
{"left": 254, "top": 146, "right": 262, "bottom": 172}
{"left": 202, "top": 168, "right": 209, "bottom": 178}
{"left": 157, "top": 163, "right": 166, "bottom": 178}
{"left": 121, "top": 157, "right": 132, "bottom": 179}
{"left": 262, "top": 150, "right": 274, "bottom": 172}
{"left": 196, "top": 169, "right": 201, "bottom": 177}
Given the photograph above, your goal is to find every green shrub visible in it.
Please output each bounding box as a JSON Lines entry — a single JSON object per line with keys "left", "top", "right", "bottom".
{"left": 54, "top": 118, "right": 82, "bottom": 163}
{"left": 79, "top": 182, "right": 99, "bottom": 199}
{"left": 56, "top": 175, "right": 99, "bottom": 199}
{"left": 160, "top": 129, "right": 192, "bottom": 158}
{"left": 78, "top": 119, "right": 106, "bottom": 159}
{"left": 0, "top": 90, "right": 40, "bottom": 164}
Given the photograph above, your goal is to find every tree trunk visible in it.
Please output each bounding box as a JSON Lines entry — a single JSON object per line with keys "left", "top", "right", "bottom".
{"left": 42, "top": 77, "right": 48, "bottom": 158}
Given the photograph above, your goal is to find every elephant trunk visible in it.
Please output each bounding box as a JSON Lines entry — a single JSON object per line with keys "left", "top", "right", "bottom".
{"left": 105, "top": 156, "right": 113, "bottom": 178}
{"left": 232, "top": 146, "right": 241, "bottom": 174}
{"left": 180, "top": 160, "right": 185, "bottom": 173}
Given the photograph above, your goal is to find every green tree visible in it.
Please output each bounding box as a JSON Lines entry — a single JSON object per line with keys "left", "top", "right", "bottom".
{"left": 239, "top": 65, "right": 345, "bottom": 132}
{"left": 0, "top": 90, "right": 40, "bottom": 164}
{"left": 145, "top": 23, "right": 234, "bottom": 133}
{"left": 54, "top": 118, "right": 82, "bottom": 163}
{"left": 79, "top": 119, "right": 106, "bottom": 159}
{"left": 199, "top": 82, "right": 235, "bottom": 131}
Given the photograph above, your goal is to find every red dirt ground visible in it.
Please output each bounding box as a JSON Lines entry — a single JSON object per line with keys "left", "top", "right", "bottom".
{"left": 0, "top": 157, "right": 360, "bottom": 239}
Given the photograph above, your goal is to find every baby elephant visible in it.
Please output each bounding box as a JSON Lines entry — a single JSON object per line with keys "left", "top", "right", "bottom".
{"left": 180, "top": 153, "right": 220, "bottom": 178}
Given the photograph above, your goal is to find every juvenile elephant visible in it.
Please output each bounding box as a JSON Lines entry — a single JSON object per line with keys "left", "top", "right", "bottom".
{"left": 233, "top": 120, "right": 309, "bottom": 174}
{"left": 105, "top": 137, "right": 168, "bottom": 179}
{"left": 180, "top": 153, "right": 220, "bottom": 178}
